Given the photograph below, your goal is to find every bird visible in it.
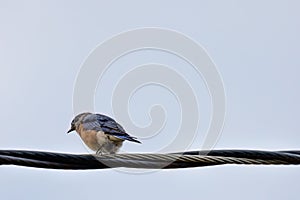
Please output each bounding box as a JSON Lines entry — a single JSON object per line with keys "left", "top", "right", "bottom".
{"left": 67, "top": 112, "right": 141, "bottom": 154}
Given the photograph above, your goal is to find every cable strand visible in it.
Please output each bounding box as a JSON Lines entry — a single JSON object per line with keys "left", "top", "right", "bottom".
{"left": 0, "top": 149, "right": 300, "bottom": 170}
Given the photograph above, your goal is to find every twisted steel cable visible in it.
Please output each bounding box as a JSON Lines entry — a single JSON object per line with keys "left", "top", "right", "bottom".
{"left": 1, "top": 149, "right": 300, "bottom": 170}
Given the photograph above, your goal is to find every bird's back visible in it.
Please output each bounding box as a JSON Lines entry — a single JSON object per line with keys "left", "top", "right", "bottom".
{"left": 81, "top": 113, "right": 141, "bottom": 143}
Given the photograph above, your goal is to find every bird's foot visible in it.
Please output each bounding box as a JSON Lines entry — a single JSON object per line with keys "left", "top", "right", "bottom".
{"left": 96, "top": 148, "right": 103, "bottom": 155}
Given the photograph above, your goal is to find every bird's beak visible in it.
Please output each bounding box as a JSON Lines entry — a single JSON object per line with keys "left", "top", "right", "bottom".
{"left": 67, "top": 127, "right": 75, "bottom": 134}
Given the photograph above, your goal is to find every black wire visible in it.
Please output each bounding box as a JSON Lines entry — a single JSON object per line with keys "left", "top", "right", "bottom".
{"left": 1, "top": 149, "right": 300, "bottom": 170}
{"left": 174, "top": 149, "right": 300, "bottom": 164}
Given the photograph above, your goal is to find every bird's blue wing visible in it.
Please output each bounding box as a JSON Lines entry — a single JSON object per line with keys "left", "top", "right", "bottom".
{"left": 82, "top": 114, "right": 141, "bottom": 143}
{"left": 81, "top": 114, "right": 103, "bottom": 132}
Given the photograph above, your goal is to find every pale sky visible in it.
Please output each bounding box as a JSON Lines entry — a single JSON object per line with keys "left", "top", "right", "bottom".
{"left": 0, "top": 1, "right": 300, "bottom": 200}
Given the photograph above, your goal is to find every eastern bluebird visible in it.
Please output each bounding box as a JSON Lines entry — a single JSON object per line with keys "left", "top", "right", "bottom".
{"left": 67, "top": 112, "right": 141, "bottom": 154}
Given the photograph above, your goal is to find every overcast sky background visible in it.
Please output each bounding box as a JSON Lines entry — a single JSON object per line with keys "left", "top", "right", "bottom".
{"left": 1, "top": 1, "right": 300, "bottom": 200}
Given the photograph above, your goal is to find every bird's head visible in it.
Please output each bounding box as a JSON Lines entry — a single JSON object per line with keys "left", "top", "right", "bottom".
{"left": 67, "top": 112, "right": 91, "bottom": 133}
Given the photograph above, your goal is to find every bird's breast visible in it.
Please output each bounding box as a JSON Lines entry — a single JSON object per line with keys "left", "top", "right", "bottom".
{"left": 78, "top": 130, "right": 103, "bottom": 151}
{"left": 76, "top": 124, "right": 123, "bottom": 153}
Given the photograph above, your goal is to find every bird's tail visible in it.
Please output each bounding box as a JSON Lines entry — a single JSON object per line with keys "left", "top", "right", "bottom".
{"left": 126, "top": 136, "right": 142, "bottom": 144}
{"left": 112, "top": 133, "right": 142, "bottom": 144}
